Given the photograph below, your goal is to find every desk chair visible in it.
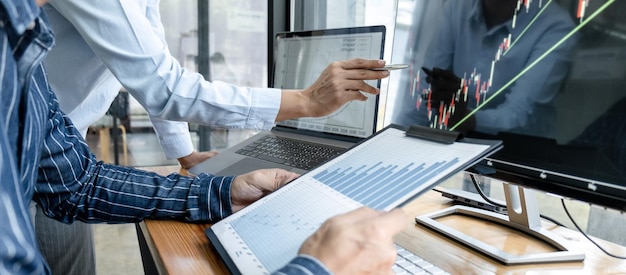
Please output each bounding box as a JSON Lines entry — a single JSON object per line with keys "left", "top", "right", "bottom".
{"left": 94, "top": 92, "right": 129, "bottom": 165}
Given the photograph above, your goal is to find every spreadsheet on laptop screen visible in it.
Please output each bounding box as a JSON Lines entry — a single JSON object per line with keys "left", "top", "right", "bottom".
{"left": 272, "top": 26, "right": 385, "bottom": 139}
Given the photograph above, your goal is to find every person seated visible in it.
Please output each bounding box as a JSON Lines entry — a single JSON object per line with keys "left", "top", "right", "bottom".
{"left": 392, "top": 0, "right": 577, "bottom": 136}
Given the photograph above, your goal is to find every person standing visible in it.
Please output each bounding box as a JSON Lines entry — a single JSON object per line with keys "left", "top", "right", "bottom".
{"left": 0, "top": 2, "right": 406, "bottom": 275}
{"left": 38, "top": 0, "right": 393, "bottom": 273}
{"left": 393, "top": 0, "right": 576, "bottom": 135}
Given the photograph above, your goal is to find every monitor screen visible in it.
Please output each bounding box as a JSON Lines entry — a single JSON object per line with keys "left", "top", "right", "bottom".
{"left": 389, "top": 0, "right": 626, "bottom": 211}
{"left": 272, "top": 26, "right": 386, "bottom": 139}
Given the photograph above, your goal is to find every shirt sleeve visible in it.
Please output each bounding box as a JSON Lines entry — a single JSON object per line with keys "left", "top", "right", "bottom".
{"left": 48, "top": 0, "right": 281, "bottom": 130}
{"left": 34, "top": 91, "right": 235, "bottom": 224}
{"left": 272, "top": 255, "right": 332, "bottom": 275}
{"left": 150, "top": 116, "right": 195, "bottom": 160}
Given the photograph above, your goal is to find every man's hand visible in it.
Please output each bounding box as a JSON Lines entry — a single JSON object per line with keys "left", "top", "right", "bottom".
{"left": 230, "top": 169, "right": 299, "bottom": 212}
{"left": 299, "top": 207, "right": 408, "bottom": 275}
{"left": 277, "top": 59, "right": 389, "bottom": 121}
{"left": 423, "top": 67, "right": 462, "bottom": 105}
{"left": 177, "top": 151, "right": 219, "bottom": 170}
{"left": 424, "top": 67, "right": 475, "bottom": 132}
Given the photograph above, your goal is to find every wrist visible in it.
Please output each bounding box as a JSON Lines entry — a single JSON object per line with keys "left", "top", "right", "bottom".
{"left": 277, "top": 90, "right": 310, "bottom": 121}
{"left": 177, "top": 152, "right": 195, "bottom": 170}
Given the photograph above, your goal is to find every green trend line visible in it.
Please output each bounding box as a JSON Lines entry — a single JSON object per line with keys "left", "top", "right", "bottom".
{"left": 504, "top": 0, "right": 554, "bottom": 56}
{"left": 450, "top": 0, "right": 616, "bottom": 131}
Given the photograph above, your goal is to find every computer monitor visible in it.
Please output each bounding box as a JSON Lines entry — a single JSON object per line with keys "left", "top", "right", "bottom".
{"left": 389, "top": 0, "right": 625, "bottom": 264}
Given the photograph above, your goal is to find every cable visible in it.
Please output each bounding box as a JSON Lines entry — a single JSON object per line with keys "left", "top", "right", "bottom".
{"left": 561, "top": 199, "right": 626, "bottom": 260}
{"left": 468, "top": 173, "right": 506, "bottom": 208}
{"left": 468, "top": 173, "right": 567, "bottom": 228}
{"left": 539, "top": 213, "right": 566, "bottom": 228}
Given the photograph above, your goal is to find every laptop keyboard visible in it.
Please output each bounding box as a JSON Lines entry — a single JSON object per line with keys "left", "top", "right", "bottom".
{"left": 394, "top": 244, "right": 449, "bottom": 275}
{"left": 235, "top": 135, "right": 345, "bottom": 170}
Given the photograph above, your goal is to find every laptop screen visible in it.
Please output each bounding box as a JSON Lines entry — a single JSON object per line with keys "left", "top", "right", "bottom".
{"left": 272, "top": 26, "right": 386, "bottom": 139}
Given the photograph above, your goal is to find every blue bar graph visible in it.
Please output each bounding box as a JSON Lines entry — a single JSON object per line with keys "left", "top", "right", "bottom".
{"left": 313, "top": 157, "right": 459, "bottom": 209}
{"left": 216, "top": 127, "right": 494, "bottom": 273}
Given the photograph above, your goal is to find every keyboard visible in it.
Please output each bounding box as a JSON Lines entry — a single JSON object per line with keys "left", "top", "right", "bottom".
{"left": 235, "top": 135, "right": 345, "bottom": 170}
{"left": 394, "top": 244, "right": 449, "bottom": 275}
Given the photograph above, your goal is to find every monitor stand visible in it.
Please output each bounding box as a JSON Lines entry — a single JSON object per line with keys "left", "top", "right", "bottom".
{"left": 416, "top": 183, "right": 586, "bottom": 264}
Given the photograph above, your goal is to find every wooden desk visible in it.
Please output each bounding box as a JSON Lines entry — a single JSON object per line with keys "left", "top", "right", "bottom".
{"left": 138, "top": 166, "right": 626, "bottom": 274}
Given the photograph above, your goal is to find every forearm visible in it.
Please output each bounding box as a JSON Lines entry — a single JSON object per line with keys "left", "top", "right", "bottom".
{"left": 36, "top": 103, "right": 234, "bottom": 224}
{"left": 36, "top": 160, "right": 234, "bottom": 224}
{"left": 276, "top": 90, "right": 309, "bottom": 121}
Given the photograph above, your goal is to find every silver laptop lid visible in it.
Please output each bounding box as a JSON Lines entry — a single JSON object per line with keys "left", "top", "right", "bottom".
{"left": 271, "top": 26, "right": 386, "bottom": 141}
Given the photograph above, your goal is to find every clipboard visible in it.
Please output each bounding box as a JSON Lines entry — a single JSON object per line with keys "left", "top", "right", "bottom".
{"left": 206, "top": 124, "right": 502, "bottom": 274}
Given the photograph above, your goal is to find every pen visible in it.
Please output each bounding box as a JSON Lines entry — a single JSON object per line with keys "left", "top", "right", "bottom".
{"left": 371, "top": 64, "right": 409, "bottom": 71}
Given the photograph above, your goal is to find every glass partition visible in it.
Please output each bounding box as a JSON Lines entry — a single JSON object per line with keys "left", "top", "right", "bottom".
{"left": 158, "top": 0, "right": 269, "bottom": 150}
{"left": 293, "top": 0, "right": 400, "bottom": 130}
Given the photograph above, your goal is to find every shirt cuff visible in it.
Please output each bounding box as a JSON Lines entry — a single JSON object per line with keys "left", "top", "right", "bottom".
{"left": 150, "top": 117, "right": 194, "bottom": 159}
{"left": 190, "top": 174, "right": 234, "bottom": 222}
{"left": 272, "top": 255, "right": 332, "bottom": 275}
{"left": 246, "top": 87, "right": 281, "bottom": 130}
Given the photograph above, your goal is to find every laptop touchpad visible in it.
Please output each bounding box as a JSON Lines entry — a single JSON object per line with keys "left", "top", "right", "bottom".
{"left": 215, "top": 158, "right": 296, "bottom": 176}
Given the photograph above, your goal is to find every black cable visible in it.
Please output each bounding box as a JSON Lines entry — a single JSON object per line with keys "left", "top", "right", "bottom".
{"left": 468, "top": 173, "right": 567, "bottom": 228}
{"left": 468, "top": 173, "right": 506, "bottom": 208}
{"left": 539, "top": 213, "right": 566, "bottom": 228}
{"left": 561, "top": 199, "right": 626, "bottom": 260}
{"left": 432, "top": 188, "right": 444, "bottom": 194}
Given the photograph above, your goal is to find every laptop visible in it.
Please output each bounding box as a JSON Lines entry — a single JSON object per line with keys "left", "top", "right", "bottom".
{"left": 189, "top": 25, "right": 386, "bottom": 176}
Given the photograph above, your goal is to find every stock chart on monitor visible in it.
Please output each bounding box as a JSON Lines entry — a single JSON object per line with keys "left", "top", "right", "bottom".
{"left": 390, "top": 0, "right": 625, "bottom": 206}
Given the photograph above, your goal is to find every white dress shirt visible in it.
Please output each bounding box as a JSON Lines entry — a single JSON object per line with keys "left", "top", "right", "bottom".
{"left": 44, "top": 0, "right": 281, "bottom": 159}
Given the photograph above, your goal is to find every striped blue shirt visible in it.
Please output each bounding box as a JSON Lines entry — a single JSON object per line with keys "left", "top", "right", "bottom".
{"left": 0, "top": 1, "right": 327, "bottom": 274}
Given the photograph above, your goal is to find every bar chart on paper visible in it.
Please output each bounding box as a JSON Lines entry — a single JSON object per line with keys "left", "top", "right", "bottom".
{"left": 209, "top": 126, "right": 499, "bottom": 274}
{"left": 311, "top": 128, "right": 488, "bottom": 210}
{"left": 313, "top": 158, "right": 459, "bottom": 209}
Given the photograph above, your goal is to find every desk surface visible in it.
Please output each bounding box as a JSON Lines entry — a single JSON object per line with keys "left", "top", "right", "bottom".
{"left": 139, "top": 166, "right": 626, "bottom": 274}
